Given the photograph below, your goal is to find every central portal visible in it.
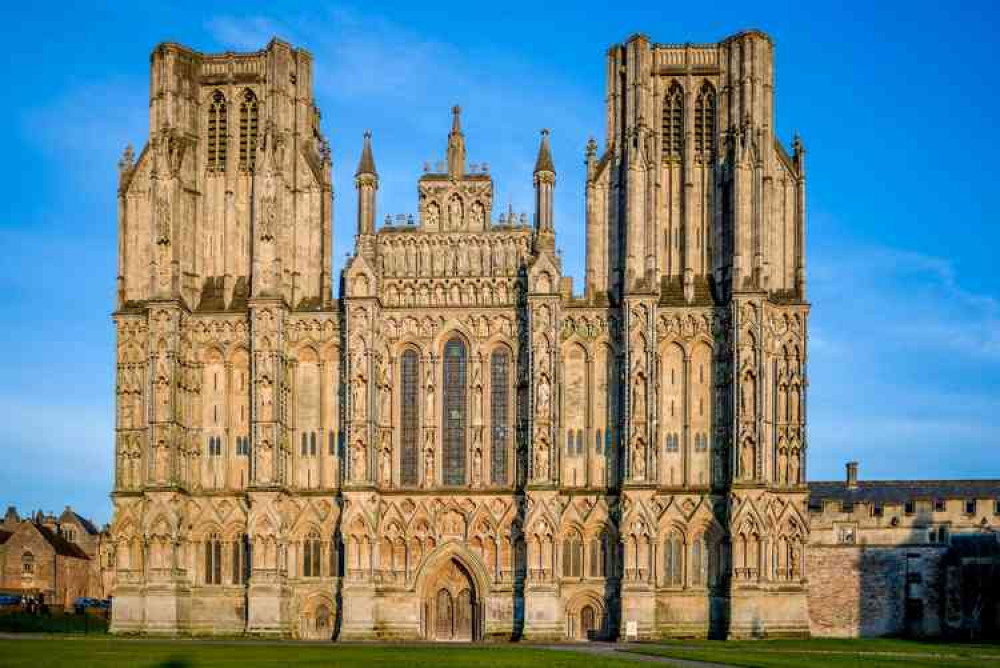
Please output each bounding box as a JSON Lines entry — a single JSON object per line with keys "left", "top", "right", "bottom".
{"left": 424, "top": 558, "right": 478, "bottom": 641}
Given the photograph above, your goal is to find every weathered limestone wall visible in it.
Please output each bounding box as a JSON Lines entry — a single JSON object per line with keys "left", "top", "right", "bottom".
{"left": 808, "top": 546, "right": 944, "bottom": 637}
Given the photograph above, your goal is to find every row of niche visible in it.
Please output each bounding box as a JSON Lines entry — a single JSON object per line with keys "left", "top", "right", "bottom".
{"left": 377, "top": 237, "right": 529, "bottom": 277}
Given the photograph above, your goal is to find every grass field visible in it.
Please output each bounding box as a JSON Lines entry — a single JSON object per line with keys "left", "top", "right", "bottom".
{"left": 1, "top": 636, "right": 999, "bottom": 667}
{"left": 625, "top": 637, "right": 1000, "bottom": 667}
{"left": 0, "top": 637, "right": 628, "bottom": 668}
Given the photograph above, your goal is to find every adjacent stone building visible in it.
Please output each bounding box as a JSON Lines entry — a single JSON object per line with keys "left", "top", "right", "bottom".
{"left": 106, "top": 30, "right": 997, "bottom": 642}
{"left": 0, "top": 506, "right": 109, "bottom": 607}
{"left": 807, "top": 464, "right": 999, "bottom": 639}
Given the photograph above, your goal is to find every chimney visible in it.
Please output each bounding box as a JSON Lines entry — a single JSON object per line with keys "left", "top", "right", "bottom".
{"left": 846, "top": 461, "right": 859, "bottom": 490}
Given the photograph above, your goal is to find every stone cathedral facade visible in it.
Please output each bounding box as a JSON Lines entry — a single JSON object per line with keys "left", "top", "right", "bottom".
{"left": 109, "top": 31, "right": 810, "bottom": 640}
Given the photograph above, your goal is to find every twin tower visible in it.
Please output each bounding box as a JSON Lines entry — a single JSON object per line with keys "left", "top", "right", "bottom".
{"left": 110, "top": 31, "right": 810, "bottom": 640}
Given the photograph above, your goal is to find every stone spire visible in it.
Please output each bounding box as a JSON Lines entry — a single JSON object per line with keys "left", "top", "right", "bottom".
{"left": 355, "top": 131, "right": 378, "bottom": 236}
{"left": 446, "top": 105, "right": 466, "bottom": 178}
{"left": 533, "top": 129, "right": 556, "bottom": 250}
{"left": 534, "top": 128, "right": 556, "bottom": 176}
{"left": 356, "top": 130, "right": 377, "bottom": 178}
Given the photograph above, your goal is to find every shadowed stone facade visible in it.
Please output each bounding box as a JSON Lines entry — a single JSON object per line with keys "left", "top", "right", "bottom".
{"left": 108, "top": 31, "right": 814, "bottom": 639}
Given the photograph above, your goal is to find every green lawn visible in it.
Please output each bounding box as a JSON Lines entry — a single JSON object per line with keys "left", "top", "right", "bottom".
{"left": 625, "top": 638, "right": 1000, "bottom": 668}
{"left": 2, "top": 636, "right": 999, "bottom": 668}
{"left": 0, "top": 638, "right": 628, "bottom": 668}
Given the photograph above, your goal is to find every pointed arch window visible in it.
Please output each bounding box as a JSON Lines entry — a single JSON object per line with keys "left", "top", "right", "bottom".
{"left": 207, "top": 91, "right": 227, "bottom": 173}
{"left": 303, "top": 531, "right": 321, "bottom": 577}
{"left": 562, "top": 532, "right": 583, "bottom": 578}
{"left": 589, "top": 532, "right": 609, "bottom": 578}
{"left": 232, "top": 533, "right": 249, "bottom": 584}
{"left": 400, "top": 349, "right": 420, "bottom": 486}
{"left": 204, "top": 533, "right": 222, "bottom": 584}
{"left": 490, "top": 348, "right": 510, "bottom": 485}
{"left": 662, "top": 83, "right": 683, "bottom": 162}
{"left": 664, "top": 533, "right": 684, "bottom": 586}
{"left": 442, "top": 338, "right": 467, "bottom": 486}
{"left": 695, "top": 82, "right": 716, "bottom": 160}
{"left": 691, "top": 535, "right": 706, "bottom": 586}
{"left": 239, "top": 89, "right": 259, "bottom": 172}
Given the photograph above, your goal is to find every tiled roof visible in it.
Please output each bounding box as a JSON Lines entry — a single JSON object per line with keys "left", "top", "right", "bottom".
{"left": 34, "top": 525, "right": 89, "bottom": 560}
{"left": 808, "top": 480, "right": 1000, "bottom": 506}
{"left": 70, "top": 512, "right": 99, "bottom": 536}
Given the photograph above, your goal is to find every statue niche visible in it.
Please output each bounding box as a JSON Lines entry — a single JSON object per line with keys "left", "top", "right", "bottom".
{"left": 447, "top": 195, "right": 463, "bottom": 231}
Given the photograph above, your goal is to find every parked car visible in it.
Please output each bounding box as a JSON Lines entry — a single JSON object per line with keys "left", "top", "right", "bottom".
{"left": 0, "top": 594, "right": 23, "bottom": 608}
{"left": 72, "top": 597, "right": 107, "bottom": 614}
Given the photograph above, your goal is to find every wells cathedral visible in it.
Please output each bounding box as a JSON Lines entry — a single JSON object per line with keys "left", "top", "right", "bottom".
{"left": 107, "top": 30, "right": 998, "bottom": 641}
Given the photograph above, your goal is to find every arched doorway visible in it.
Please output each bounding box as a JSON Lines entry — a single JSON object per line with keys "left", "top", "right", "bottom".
{"left": 299, "top": 597, "right": 335, "bottom": 640}
{"left": 580, "top": 604, "right": 596, "bottom": 640}
{"left": 424, "top": 558, "right": 478, "bottom": 640}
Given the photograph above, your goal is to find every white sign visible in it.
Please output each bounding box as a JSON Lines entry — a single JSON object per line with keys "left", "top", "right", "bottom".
{"left": 625, "top": 620, "right": 638, "bottom": 640}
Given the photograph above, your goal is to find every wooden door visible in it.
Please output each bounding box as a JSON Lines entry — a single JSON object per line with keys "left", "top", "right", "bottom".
{"left": 435, "top": 588, "right": 453, "bottom": 639}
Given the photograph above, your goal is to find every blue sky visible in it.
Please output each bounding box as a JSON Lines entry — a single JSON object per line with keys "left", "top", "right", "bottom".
{"left": 0, "top": 1, "right": 997, "bottom": 525}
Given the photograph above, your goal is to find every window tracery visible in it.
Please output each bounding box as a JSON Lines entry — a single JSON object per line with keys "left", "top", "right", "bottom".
{"left": 662, "top": 83, "right": 683, "bottom": 162}
{"left": 303, "top": 531, "right": 321, "bottom": 577}
{"left": 238, "top": 89, "right": 258, "bottom": 172}
{"left": 489, "top": 348, "right": 510, "bottom": 485}
{"left": 204, "top": 533, "right": 222, "bottom": 584}
{"left": 207, "top": 91, "right": 227, "bottom": 173}
{"left": 442, "top": 338, "right": 467, "bottom": 486}
{"left": 694, "top": 82, "right": 716, "bottom": 160}
{"left": 400, "top": 349, "right": 420, "bottom": 486}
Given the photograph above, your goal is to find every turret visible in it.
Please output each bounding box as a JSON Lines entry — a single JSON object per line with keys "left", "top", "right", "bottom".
{"left": 356, "top": 130, "right": 378, "bottom": 236}
{"left": 533, "top": 129, "right": 556, "bottom": 251}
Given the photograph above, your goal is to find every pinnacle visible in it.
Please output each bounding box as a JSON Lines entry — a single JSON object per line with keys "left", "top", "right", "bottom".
{"left": 356, "top": 130, "right": 377, "bottom": 177}
{"left": 534, "top": 128, "right": 555, "bottom": 175}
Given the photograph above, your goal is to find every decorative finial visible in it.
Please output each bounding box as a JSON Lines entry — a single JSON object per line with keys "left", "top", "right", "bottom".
{"left": 118, "top": 143, "right": 134, "bottom": 173}
{"left": 451, "top": 105, "right": 462, "bottom": 132}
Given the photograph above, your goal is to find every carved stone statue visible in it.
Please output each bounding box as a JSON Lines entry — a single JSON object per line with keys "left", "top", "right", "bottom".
{"left": 472, "top": 448, "right": 482, "bottom": 487}
{"left": 154, "top": 440, "right": 169, "bottom": 482}
{"left": 380, "top": 446, "right": 392, "bottom": 485}
{"left": 632, "top": 376, "right": 646, "bottom": 422}
{"left": 448, "top": 196, "right": 463, "bottom": 230}
{"left": 534, "top": 437, "right": 549, "bottom": 481}
{"left": 352, "top": 440, "right": 366, "bottom": 482}
{"left": 423, "top": 446, "right": 435, "bottom": 487}
{"left": 471, "top": 202, "right": 484, "bottom": 228}
{"left": 425, "top": 201, "right": 440, "bottom": 227}
{"left": 633, "top": 438, "right": 646, "bottom": 480}
{"left": 535, "top": 376, "right": 551, "bottom": 420}
{"left": 741, "top": 373, "right": 756, "bottom": 419}
{"left": 740, "top": 438, "right": 754, "bottom": 480}
{"left": 259, "top": 378, "right": 273, "bottom": 421}
{"left": 352, "top": 375, "right": 367, "bottom": 420}
{"left": 378, "top": 361, "right": 391, "bottom": 421}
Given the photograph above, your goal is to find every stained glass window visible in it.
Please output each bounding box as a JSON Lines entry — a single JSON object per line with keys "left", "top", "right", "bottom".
{"left": 400, "top": 350, "right": 420, "bottom": 485}
{"left": 442, "top": 338, "right": 467, "bottom": 486}
{"left": 490, "top": 348, "right": 510, "bottom": 485}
